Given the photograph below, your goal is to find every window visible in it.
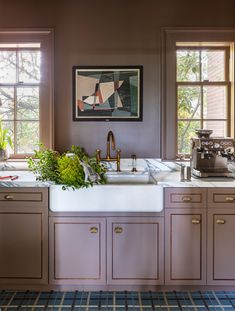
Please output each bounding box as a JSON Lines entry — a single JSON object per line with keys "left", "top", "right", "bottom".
{"left": 176, "top": 45, "right": 230, "bottom": 155}
{"left": 161, "top": 28, "right": 235, "bottom": 160}
{"left": 0, "top": 30, "right": 54, "bottom": 157}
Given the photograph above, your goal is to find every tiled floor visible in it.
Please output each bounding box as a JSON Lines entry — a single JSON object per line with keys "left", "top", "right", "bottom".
{"left": 0, "top": 291, "right": 235, "bottom": 310}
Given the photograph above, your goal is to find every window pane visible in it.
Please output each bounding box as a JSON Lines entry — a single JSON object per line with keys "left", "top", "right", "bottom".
{"left": 178, "top": 86, "right": 201, "bottom": 119}
{"left": 178, "top": 120, "right": 201, "bottom": 154}
{"left": 18, "top": 51, "right": 41, "bottom": 83}
{"left": 16, "top": 121, "right": 39, "bottom": 154}
{"left": 203, "top": 86, "right": 227, "bottom": 119}
{"left": 17, "top": 87, "right": 39, "bottom": 120}
{"left": 2, "top": 121, "right": 14, "bottom": 154}
{"left": 0, "top": 51, "right": 16, "bottom": 83}
{"left": 202, "top": 50, "right": 225, "bottom": 81}
{"left": 176, "top": 50, "right": 200, "bottom": 82}
{"left": 203, "top": 121, "right": 227, "bottom": 137}
{"left": 0, "top": 87, "right": 14, "bottom": 120}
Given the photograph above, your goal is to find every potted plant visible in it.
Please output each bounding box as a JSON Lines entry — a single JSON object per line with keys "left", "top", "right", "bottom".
{"left": 0, "top": 120, "right": 13, "bottom": 161}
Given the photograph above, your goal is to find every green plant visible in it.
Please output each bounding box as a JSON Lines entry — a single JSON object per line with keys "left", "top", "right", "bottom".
{"left": 27, "top": 144, "right": 106, "bottom": 190}
{"left": 0, "top": 120, "right": 13, "bottom": 150}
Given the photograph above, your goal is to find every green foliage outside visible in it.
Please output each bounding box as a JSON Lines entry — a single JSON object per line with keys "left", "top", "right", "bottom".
{"left": 0, "top": 119, "right": 13, "bottom": 150}
{"left": 27, "top": 144, "right": 107, "bottom": 190}
{"left": 177, "top": 50, "right": 201, "bottom": 155}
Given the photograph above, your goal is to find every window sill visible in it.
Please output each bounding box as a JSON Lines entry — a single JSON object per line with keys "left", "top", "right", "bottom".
{"left": 0, "top": 160, "right": 29, "bottom": 171}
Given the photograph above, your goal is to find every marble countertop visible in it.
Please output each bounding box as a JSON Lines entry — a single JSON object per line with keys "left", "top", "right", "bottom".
{"left": 1, "top": 158, "right": 235, "bottom": 188}
{"left": 147, "top": 159, "right": 235, "bottom": 188}
{"left": 0, "top": 171, "right": 50, "bottom": 187}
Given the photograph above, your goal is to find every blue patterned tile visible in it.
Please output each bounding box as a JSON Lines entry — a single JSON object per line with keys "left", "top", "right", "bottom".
{"left": 2, "top": 290, "right": 235, "bottom": 310}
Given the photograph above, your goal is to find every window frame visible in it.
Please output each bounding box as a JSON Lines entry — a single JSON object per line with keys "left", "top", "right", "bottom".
{"left": 0, "top": 29, "right": 54, "bottom": 158}
{"left": 161, "top": 28, "right": 235, "bottom": 160}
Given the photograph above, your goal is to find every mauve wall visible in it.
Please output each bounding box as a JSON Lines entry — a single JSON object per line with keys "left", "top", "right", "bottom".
{"left": 0, "top": 0, "right": 235, "bottom": 157}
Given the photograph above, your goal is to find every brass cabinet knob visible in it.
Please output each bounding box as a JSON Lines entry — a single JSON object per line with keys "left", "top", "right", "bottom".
{"left": 225, "top": 196, "right": 234, "bottom": 202}
{"left": 4, "top": 195, "right": 14, "bottom": 200}
{"left": 90, "top": 227, "right": 98, "bottom": 234}
{"left": 191, "top": 219, "right": 200, "bottom": 224}
{"left": 216, "top": 219, "right": 226, "bottom": 225}
{"left": 114, "top": 226, "right": 123, "bottom": 234}
{"left": 182, "top": 196, "right": 192, "bottom": 202}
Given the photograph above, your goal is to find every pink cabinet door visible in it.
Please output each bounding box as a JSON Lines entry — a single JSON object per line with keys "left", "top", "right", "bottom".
{"left": 0, "top": 212, "right": 47, "bottom": 284}
{"left": 49, "top": 217, "right": 106, "bottom": 285}
{"left": 208, "top": 211, "right": 235, "bottom": 285}
{"left": 107, "top": 217, "right": 164, "bottom": 285}
{"left": 165, "top": 209, "right": 206, "bottom": 285}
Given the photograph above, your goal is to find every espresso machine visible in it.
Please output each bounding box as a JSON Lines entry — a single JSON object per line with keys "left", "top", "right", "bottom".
{"left": 191, "top": 130, "right": 235, "bottom": 178}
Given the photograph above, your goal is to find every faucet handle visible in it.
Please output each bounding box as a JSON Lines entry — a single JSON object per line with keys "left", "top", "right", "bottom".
{"left": 131, "top": 154, "right": 137, "bottom": 172}
{"left": 96, "top": 149, "right": 101, "bottom": 163}
{"left": 116, "top": 149, "right": 121, "bottom": 172}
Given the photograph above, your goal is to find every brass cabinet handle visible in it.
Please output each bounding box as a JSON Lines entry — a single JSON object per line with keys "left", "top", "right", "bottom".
{"left": 114, "top": 226, "right": 123, "bottom": 234}
{"left": 216, "top": 219, "right": 226, "bottom": 225}
{"left": 225, "top": 196, "right": 234, "bottom": 202}
{"left": 4, "top": 195, "right": 14, "bottom": 200}
{"left": 182, "top": 196, "right": 192, "bottom": 202}
{"left": 192, "top": 219, "right": 200, "bottom": 224}
{"left": 90, "top": 227, "right": 98, "bottom": 234}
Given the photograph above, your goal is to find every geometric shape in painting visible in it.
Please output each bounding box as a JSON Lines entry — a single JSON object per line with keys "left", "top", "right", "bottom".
{"left": 76, "top": 75, "right": 99, "bottom": 101}
{"left": 99, "top": 82, "right": 115, "bottom": 102}
{"left": 116, "top": 92, "right": 123, "bottom": 108}
{"left": 83, "top": 96, "right": 100, "bottom": 105}
{"left": 77, "top": 99, "right": 84, "bottom": 111}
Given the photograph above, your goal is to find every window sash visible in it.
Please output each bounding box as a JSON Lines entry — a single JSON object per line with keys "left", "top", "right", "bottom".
{"left": 176, "top": 46, "right": 230, "bottom": 156}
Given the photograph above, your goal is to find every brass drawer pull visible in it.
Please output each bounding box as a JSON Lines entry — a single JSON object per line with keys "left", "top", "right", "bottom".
{"left": 4, "top": 195, "right": 14, "bottom": 200}
{"left": 216, "top": 219, "right": 226, "bottom": 225}
{"left": 114, "top": 227, "right": 123, "bottom": 234}
{"left": 225, "top": 197, "right": 234, "bottom": 202}
{"left": 192, "top": 219, "right": 200, "bottom": 224}
{"left": 182, "top": 196, "right": 192, "bottom": 202}
{"left": 90, "top": 227, "right": 98, "bottom": 234}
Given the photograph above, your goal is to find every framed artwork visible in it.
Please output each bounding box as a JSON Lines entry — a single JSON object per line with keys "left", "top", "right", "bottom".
{"left": 72, "top": 66, "right": 143, "bottom": 121}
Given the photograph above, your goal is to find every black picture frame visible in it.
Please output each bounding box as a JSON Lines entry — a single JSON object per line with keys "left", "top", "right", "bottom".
{"left": 72, "top": 65, "right": 143, "bottom": 121}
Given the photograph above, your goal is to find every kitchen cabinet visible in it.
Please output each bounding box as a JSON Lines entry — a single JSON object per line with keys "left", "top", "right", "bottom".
{"left": 107, "top": 217, "right": 164, "bottom": 285}
{"left": 165, "top": 188, "right": 207, "bottom": 285}
{"left": 50, "top": 215, "right": 164, "bottom": 286}
{"left": 207, "top": 188, "right": 235, "bottom": 285}
{"left": 0, "top": 188, "right": 48, "bottom": 284}
{"left": 49, "top": 217, "right": 106, "bottom": 285}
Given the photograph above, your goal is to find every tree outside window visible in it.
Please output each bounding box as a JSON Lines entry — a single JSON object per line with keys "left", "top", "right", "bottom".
{"left": 0, "top": 44, "right": 40, "bottom": 155}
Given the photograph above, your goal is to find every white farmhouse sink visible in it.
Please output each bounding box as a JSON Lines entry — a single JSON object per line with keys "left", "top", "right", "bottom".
{"left": 50, "top": 181, "right": 163, "bottom": 213}
{"left": 50, "top": 158, "right": 163, "bottom": 213}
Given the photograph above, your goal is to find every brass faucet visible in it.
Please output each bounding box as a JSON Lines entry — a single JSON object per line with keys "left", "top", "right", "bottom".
{"left": 96, "top": 130, "right": 121, "bottom": 171}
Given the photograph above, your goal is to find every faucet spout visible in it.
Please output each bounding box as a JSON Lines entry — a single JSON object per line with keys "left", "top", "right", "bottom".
{"left": 107, "top": 130, "right": 116, "bottom": 159}
{"left": 96, "top": 130, "right": 121, "bottom": 172}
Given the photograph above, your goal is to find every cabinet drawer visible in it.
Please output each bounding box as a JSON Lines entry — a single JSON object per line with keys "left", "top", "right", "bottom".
{"left": 0, "top": 192, "right": 42, "bottom": 202}
{"left": 165, "top": 188, "right": 206, "bottom": 208}
{"left": 0, "top": 188, "right": 48, "bottom": 208}
{"left": 208, "top": 189, "right": 235, "bottom": 208}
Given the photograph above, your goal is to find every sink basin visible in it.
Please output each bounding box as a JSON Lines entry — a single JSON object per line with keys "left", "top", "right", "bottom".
{"left": 105, "top": 171, "right": 153, "bottom": 184}
{"left": 50, "top": 181, "right": 163, "bottom": 212}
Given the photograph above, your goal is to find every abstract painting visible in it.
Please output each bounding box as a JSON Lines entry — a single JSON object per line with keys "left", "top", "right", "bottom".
{"left": 72, "top": 66, "right": 143, "bottom": 121}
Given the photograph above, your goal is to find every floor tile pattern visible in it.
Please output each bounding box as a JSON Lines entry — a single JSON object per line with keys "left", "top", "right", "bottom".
{"left": 0, "top": 291, "right": 235, "bottom": 310}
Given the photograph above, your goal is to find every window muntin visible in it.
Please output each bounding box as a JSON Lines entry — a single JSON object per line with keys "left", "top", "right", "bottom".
{"left": 176, "top": 46, "right": 230, "bottom": 155}
{"left": 0, "top": 45, "right": 41, "bottom": 155}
